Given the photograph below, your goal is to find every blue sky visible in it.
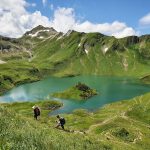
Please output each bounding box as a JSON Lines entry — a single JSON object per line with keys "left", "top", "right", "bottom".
{"left": 0, "top": 0, "right": 150, "bottom": 38}
{"left": 27, "top": 0, "right": 150, "bottom": 27}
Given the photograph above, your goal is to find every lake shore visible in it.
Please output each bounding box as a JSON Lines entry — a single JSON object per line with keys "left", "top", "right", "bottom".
{"left": 1, "top": 92, "right": 150, "bottom": 149}
{"left": 1, "top": 76, "right": 150, "bottom": 114}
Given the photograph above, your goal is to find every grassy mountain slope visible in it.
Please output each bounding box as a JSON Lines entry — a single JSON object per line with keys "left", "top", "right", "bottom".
{"left": 1, "top": 92, "right": 150, "bottom": 150}
{"left": 0, "top": 26, "right": 150, "bottom": 150}
{"left": 31, "top": 31, "right": 150, "bottom": 77}
{"left": 0, "top": 26, "right": 150, "bottom": 94}
{"left": 0, "top": 101, "right": 110, "bottom": 150}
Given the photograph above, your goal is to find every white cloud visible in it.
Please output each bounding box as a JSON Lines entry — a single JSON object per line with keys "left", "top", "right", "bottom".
{"left": 30, "top": 3, "right": 36, "bottom": 7}
{"left": 0, "top": 0, "right": 51, "bottom": 37}
{"left": 50, "top": 7, "right": 137, "bottom": 38}
{"left": 74, "top": 21, "right": 136, "bottom": 38}
{"left": 112, "top": 27, "right": 136, "bottom": 38}
{"left": 50, "top": 7, "right": 76, "bottom": 33}
{"left": 0, "top": 1, "right": 137, "bottom": 38}
{"left": 139, "top": 13, "right": 150, "bottom": 25}
{"left": 0, "top": 0, "right": 26, "bottom": 14}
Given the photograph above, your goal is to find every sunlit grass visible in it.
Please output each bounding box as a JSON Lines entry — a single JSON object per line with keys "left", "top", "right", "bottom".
{"left": 1, "top": 92, "right": 150, "bottom": 149}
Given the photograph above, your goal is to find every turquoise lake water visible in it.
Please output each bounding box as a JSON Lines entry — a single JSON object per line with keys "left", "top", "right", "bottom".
{"left": 0, "top": 76, "right": 150, "bottom": 114}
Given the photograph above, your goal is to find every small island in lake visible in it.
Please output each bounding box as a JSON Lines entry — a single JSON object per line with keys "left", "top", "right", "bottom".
{"left": 52, "top": 82, "right": 98, "bottom": 100}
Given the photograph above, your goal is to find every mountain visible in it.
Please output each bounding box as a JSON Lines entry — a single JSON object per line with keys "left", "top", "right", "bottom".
{"left": 22, "top": 25, "right": 60, "bottom": 46}
{"left": 0, "top": 25, "right": 150, "bottom": 94}
{"left": 0, "top": 25, "right": 150, "bottom": 149}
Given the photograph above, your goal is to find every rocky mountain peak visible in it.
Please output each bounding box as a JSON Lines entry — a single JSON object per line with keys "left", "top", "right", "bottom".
{"left": 24, "top": 25, "right": 58, "bottom": 39}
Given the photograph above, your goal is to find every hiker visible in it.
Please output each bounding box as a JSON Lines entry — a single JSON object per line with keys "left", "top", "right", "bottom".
{"left": 32, "top": 105, "right": 40, "bottom": 120}
{"left": 55, "top": 115, "right": 66, "bottom": 130}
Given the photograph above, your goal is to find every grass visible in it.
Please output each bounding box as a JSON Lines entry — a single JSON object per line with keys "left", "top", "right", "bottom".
{"left": 3, "top": 100, "right": 63, "bottom": 117}
{"left": 1, "top": 26, "right": 150, "bottom": 149}
{"left": 140, "top": 75, "right": 150, "bottom": 84}
{"left": 0, "top": 101, "right": 111, "bottom": 150}
{"left": 1, "top": 92, "right": 150, "bottom": 149}
{"left": 52, "top": 86, "right": 83, "bottom": 100}
{"left": 0, "top": 30, "right": 150, "bottom": 95}
{"left": 52, "top": 82, "right": 98, "bottom": 100}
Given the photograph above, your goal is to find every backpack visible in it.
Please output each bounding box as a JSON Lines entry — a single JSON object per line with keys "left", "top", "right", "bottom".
{"left": 60, "top": 118, "right": 66, "bottom": 125}
{"left": 35, "top": 107, "right": 40, "bottom": 116}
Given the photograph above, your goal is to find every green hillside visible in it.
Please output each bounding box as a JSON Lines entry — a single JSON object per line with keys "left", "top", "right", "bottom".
{"left": 0, "top": 26, "right": 150, "bottom": 149}
{"left": 1, "top": 92, "right": 150, "bottom": 150}
{"left": 31, "top": 31, "right": 150, "bottom": 77}
{"left": 0, "top": 26, "right": 150, "bottom": 94}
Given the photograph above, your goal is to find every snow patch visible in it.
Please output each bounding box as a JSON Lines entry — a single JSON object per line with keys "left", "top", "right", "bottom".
{"left": 43, "top": 29, "right": 50, "bottom": 32}
{"left": 85, "top": 49, "right": 89, "bottom": 54}
{"left": 122, "top": 58, "right": 128, "bottom": 71}
{"left": 66, "top": 30, "right": 72, "bottom": 36}
{"left": 28, "top": 29, "right": 51, "bottom": 37}
{"left": 39, "top": 36, "right": 44, "bottom": 39}
{"left": 78, "top": 43, "right": 81, "bottom": 47}
{"left": 0, "top": 60, "right": 6, "bottom": 64}
{"left": 102, "top": 47, "right": 109, "bottom": 54}
{"left": 104, "top": 47, "right": 108, "bottom": 53}
{"left": 57, "top": 35, "right": 63, "bottom": 41}
{"left": 42, "top": 33, "right": 59, "bottom": 42}
{"left": 29, "top": 31, "right": 39, "bottom": 37}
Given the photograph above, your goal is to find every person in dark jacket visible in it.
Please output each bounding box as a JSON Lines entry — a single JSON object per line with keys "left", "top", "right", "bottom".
{"left": 32, "top": 106, "right": 40, "bottom": 120}
{"left": 55, "top": 115, "right": 66, "bottom": 130}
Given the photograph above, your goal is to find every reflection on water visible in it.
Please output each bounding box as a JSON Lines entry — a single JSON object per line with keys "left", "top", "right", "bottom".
{"left": 0, "top": 76, "right": 150, "bottom": 114}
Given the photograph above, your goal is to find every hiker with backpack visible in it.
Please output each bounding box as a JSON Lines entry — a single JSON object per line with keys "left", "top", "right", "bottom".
{"left": 55, "top": 115, "right": 66, "bottom": 130}
{"left": 32, "top": 105, "right": 40, "bottom": 120}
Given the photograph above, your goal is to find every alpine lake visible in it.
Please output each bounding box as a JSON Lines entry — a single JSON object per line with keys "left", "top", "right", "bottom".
{"left": 1, "top": 75, "right": 150, "bottom": 114}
